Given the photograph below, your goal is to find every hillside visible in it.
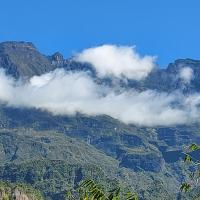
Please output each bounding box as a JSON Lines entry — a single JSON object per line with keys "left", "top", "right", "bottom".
{"left": 0, "top": 182, "right": 43, "bottom": 200}
{"left": 0, "top": 41, "right": 199, "bottom": 199}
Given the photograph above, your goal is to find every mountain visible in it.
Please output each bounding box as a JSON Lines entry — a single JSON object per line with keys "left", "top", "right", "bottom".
{"left": 1, "top": 41, "right": 200, "bottom": 93}
{"left": 0, "top": 41, "right": 199, "bottom": 200}
{"left": 0, "top": 41, "right": 56, "bottom": 78}
{"left": 142, "top": 59, "right": 200, "bottom": 92}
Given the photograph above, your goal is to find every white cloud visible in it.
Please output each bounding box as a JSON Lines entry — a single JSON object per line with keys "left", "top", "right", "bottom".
{"left": 75, "top": 45, "right": 156, "bottom": 80}
{"left": 0, "top": 68, "right": 200, "bottom": 127}
{"left": 179, "top": 67, "right": 194, "bottom": 83}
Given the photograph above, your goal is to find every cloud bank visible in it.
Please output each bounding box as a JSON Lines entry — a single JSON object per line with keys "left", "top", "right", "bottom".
{"left": 75, "top": 45, "right": 156, "bottom": 80}
{"left": 0, "top": 68, "right": 200, "bottom": 126}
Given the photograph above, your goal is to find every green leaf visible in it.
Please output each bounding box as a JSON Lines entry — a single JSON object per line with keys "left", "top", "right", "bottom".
{"left": 126, "top": 191, "right": 139, "bottom": 200}
{"left": 65, "top": 188, "right": 74, "bottom": 200}
{"left": 80, "top": 179, "right": 106, "bottom": 200}
{"left": 108, "top": 187, "right": 120, "bottom": 200}
{"left": 184, "top": 154, "right": 192, "bottom": 162}
{"left": 189, "top": 144, "right": 199, "bottom": 151}
{"left": 180, "top": 182, "right": 191, "bottom": 192}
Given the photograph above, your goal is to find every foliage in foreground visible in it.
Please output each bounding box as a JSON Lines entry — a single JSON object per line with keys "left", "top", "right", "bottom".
{"left": 66, "top": 179, "right": 138, "bottom": 200}
{"left": 181, "top": 144, "right": 200, "bottom": 199}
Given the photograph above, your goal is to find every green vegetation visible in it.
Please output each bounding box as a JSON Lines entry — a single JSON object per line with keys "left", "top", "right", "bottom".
{"left": 0, "top": 181, "right": 44, "bottom": 200}
{"left": 181, "top": 144, "right": 200, "bottom": 199}
{"left": 0, "top": 125, "right": 181, "bottom": 199}
{"left": 0, "top": 124, "right": 192, "bottom": 199}
{"left": 0, "top": 160, "right": 119, "bottom": 200}
{"left": 66, "top": 179, "right": 138, "bottom": 200}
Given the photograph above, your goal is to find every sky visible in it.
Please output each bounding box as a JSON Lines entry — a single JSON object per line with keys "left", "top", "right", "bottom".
{"left": 0, "top": 0, "right": 200, "bottom": 66}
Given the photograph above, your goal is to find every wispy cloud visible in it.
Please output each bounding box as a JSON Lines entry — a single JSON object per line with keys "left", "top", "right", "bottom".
{"left": 74, "top": 45, "right": 156, "bottom": 80}
{"left": 179, "top": 67, "right": 194, "bottom": 83}
{"left": 0, "top": 67, "right": 200, "bottom": 127}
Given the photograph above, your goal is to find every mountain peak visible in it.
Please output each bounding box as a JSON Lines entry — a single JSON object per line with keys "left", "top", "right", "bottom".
{"left": 0, "top": 41, "right": 56, "bottom": 78}
{"left": 51, "top": 52, "right": 64, "bottom": 63}
{"left": 0, "top": 41, "right": 37, "bottom": 51}
{"left": 174, "top": 58, "right": 200, "bottom": 65}
{"left": 166, "top": 58, "right": 200, "bottom": 74}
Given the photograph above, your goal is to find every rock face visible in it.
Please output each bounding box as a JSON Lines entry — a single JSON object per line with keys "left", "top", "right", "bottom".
{"left": 50, "top": 52, "right": 64, "bottom": 64}
{"left": 0, "top": 41, "right": 56, "bottom": 78}
{"left": 143, "top": 58, "right": 200, "bottom": 93}
{"left": 12, "top": 188, "right": 30, "bottom": 200}
{"left": 0, "top": 184, "right": 42, "bottom": 200}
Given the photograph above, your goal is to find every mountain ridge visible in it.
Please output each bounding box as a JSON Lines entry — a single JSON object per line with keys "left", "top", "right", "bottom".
{"left": 0, "top": 41, "right": 199, "bottom": 76}
{"left": 1, "top": 41, "right": 200, "bottom": 94}
{"left": 0, "top": 41, "right": 199, "bottom": 199}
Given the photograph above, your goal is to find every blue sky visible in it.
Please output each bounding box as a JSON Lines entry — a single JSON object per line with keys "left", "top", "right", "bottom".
{"left": 0, "top": 0, "right": 200, "bottom": 66}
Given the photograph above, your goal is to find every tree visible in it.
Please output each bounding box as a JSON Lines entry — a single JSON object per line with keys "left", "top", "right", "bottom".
{"left": 181, "top": 143, "right": 200, "bottom": 199}
{"left": 66, "top": 179, "right": 138, "bottom": 200}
